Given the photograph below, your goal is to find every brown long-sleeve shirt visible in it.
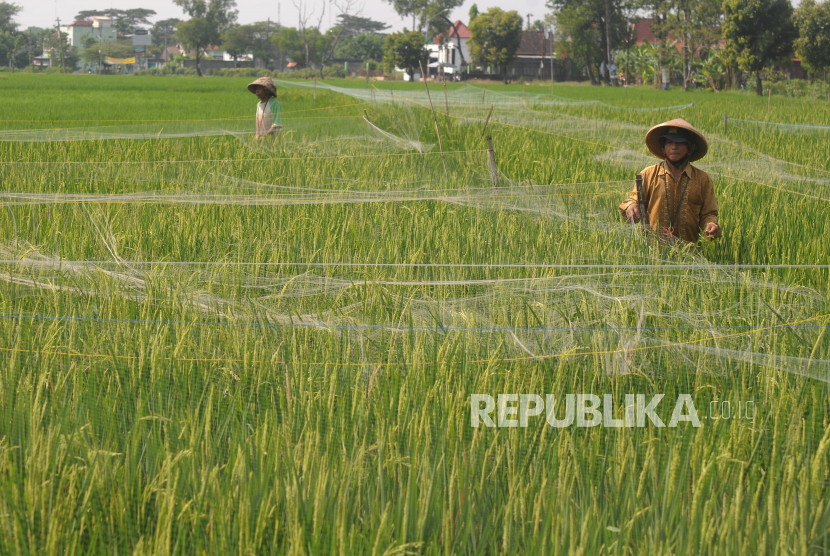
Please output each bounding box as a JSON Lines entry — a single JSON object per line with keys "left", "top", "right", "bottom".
{"left": 619, "top": 161, "right": 719, "bottom": 244}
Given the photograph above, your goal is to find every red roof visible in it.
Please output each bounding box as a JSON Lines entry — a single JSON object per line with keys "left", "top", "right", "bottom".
{"left": 71, "top": 20, "right": 93, "bottom": 27}
{"left": 287, "top": 62, "right": 298, "bottom": 67}
{"left": 633, "top": 20, "right": 655, "bottom": 44}
{"left": 439, "top": 20, "right": 470, "bottom": 40}
{"left": 516, "top": 32, "right": 551, "bottom": 55}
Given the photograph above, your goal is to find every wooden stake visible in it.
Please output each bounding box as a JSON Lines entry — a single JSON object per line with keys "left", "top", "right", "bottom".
{"left": 487, "top": 135, "right": 499, "bottom": 187}
{"left": 419, "top": 61, "right": 449, "bottom": 179}
{"left": 482, "top": 86, "right": 486, "bottom": 103}
{"left": 314, "top": 78, "right": 317, "bottom": 100}
{"left": 480, "top": 104, "right": 495, "bottom": 137}
{"left": 723, "top": 113, "right": 727, "bottom": 135}
{"left": 768, "top": 89, "right": 771, "bottom": 113}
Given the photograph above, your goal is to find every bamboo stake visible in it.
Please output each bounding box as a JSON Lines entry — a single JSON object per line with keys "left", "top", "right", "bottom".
{"left": 487, "top": 135, "right": 498, "bottom": 187}
{"left": 480, "top": 104, "right": 495, "bottom": 137}
{"left": 314, "top": 78, "right": 317, "bottom": 100}
{"left": 419, "top": 61, "right": 449, "bottom": 179}
{"left": 768, "top": 89, "right": 771, "bottom": 113}
{"left": 723, "top": 113, "right": 727, "bottom": 135}
{"left": 482, "top": 85, "right": 486, "bottom": 103}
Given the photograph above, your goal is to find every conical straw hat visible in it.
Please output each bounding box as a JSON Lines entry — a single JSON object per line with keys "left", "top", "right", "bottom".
{"left": 247, "top": 76, "right": 277, "bottom": 96}
{"left": 645, "top": 118, "right": 708, "bottom": 162}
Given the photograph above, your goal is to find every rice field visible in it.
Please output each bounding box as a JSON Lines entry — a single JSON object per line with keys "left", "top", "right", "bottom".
{"left": 0, "top": 73, "right": 829, "bottom": 555}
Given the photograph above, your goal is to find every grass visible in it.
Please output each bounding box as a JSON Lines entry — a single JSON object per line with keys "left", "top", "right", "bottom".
{"left": 0, "top": 73, "right": 829, "bottom": 555}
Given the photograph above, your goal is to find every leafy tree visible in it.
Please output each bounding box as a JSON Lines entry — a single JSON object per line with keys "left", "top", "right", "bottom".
{"left": 383, "top": 0, "right": 462, "bottom": 33}
{"left": 244, "top": 21, "right": 281, "bottom": 69}
{"left": 222, "top": 24, "right": 250, "bottom": 60}
{"left": 468, "top": 4, "right": 479, "bottom": 24}
{"left": 385, "top": 0, "right": 429, "bottom": 30}
{"left": 552, "top": 2, "right": 601, "bottom": 83}
{"left": 527, "top": 19, "right": 547, "bottom": 32}
{"left": 548, "top": 0, "right": 629, "bottom": 85}
{"left": 335, "top": 14, "right": 389, "bottom": 39}
{"left": 276, "top": 26, "right": 330, "bottom": 69}
{"left": 723, "top": 0, "right": 797, "bottom": 95}
{"left": 793, "top": 0, "right": 830, "bottom": 79}
{"left": 468, "top": 7, "right": 523, "bottom": 83}
{"left": 663, "top": 0, "right": 722, "bottom": 90}
{"left": 173, "top": 0, "right": 238, "bottom": 76}
{"left": 383, "top": 29, "right": 427, "bottom": 79}
{"left": 335, "top": 32, "right": 385, "bottom": 60}
{"left": 152, "top": 18, "right": 181, "bottom": 53}
{"left": 0, "top": 1, "right": 19, "bottom": 34}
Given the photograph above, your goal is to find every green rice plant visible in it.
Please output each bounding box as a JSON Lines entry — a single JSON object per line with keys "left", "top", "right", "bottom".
{"left": 0, "top": 73, "right": 828, "bottom": 555}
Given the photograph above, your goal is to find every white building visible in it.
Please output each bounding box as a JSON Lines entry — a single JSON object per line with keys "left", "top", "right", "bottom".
{"left": 59, "top": 17, "right": 117, "bottom": 47}
{"left": 432, "top": 20, "right": 471, "bottom": 77}
{"left": 205, "top": 45, "right": 253, "bottom": 62}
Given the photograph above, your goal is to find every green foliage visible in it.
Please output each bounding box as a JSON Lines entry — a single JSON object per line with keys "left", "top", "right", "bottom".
{"left": 382, "top": 29, "right": 427, "bottom": 78}
{"left": 615, "top": 41, "right": 660, "bottom": 86}
{"left": 334, "top": 14, "right": 390, "bottom": 40}
{"left": 151, "top": 18, "right": 181, "bottom": 50}
{"left": 275, "top": 27, "right": 331, "bottom": 69}
{"left": 764, "top": 78, "right": 830, "bottom": 98}
{"left": 81, "top": 40, "right": 134, "bottom": 65}
{"left": 468, "top": 7, "right": 523, "bottom": 83}
{"left": 468, "top": 3, "right": 480, "bottom": 23}
{"left": 334, "top": 32, "right": 385, "bottom": 61}
{"left": 793, "top": 0, "right": 830, "bottom": 76}
{"left": 550, "top": 0, "right": 603, "bottom": 84}
{"left": 723, "top": 0, "right": 798, "bottom": 94}
{"left": 173, "top": 0, "right": 238, "bottom": 76}
{"left": 0, "top": 1, "right": 20, "bottom": 33}
{"left": 221, "top": 24, "right": 250, "bottom": 60}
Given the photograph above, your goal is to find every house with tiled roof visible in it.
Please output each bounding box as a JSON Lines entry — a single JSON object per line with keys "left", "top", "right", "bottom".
{"left": 429, "top": 20, "right": 472, "bottom": 78}
{"left": 502, "top": 31, "right": 573, "bottom": 81}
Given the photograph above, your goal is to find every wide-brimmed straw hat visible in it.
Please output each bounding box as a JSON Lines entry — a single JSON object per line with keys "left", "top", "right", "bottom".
{"left": 645, "top": 118, "right": 708, "bottom": 162}
{"left": 248, "top": 76, "right": 277, "bottom": 96}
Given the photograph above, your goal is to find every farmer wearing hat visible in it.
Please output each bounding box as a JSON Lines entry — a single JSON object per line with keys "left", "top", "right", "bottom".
{"left": 620, "top": 118, "right": 721, "bottom": 243}
{"left": 248, "top": 76, "right": 282, "bottom": 139}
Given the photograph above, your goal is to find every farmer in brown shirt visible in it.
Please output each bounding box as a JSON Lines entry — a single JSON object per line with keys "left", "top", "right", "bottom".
{"left": 620, "top": 118, "right": 721, "bottom": 244}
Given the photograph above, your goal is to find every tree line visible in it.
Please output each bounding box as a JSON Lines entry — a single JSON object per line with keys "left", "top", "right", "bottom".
{"left": 2, "top": 0, "right": 828, "bottom": 94}
{"left": 552, "top": 0, "right": 830, "bottom": 95}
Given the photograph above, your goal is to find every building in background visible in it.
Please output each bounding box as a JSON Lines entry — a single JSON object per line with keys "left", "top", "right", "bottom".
{"left": 432, "top": 20, "right": 471, "bottom": 79}
{"left": 59, "top": 17, "right": 117, "bottom": 47}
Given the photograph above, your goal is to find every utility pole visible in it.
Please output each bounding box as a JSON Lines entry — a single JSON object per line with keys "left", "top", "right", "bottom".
{"left": 56, "top": 18, "right": 65, "bottom": 73}
{"left": 527, "top": 13, "right": 532, "bottom": 29}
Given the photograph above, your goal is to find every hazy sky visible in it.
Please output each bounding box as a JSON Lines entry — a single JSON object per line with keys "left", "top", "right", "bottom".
{"left": 15, "top": 0, "right": 550, "bottom": 34}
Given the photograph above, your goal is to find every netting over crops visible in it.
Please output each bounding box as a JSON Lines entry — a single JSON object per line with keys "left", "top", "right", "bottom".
{"left": 0, "top": 81, "right": 827, "bottom": 381}
{"left": 2, "top": 77, "right": 830, "bottom": 553}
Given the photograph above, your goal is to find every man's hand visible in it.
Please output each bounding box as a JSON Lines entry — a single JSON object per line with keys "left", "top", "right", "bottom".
{"left": 704, "top": 222, "right": 721, "bottom": 239}
{"left": 625, "top": 203, "right": 641, "bottom": 223}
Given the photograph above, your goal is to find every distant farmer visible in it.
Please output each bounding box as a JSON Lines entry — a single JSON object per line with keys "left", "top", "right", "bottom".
{"left": 248, "top": 76, "right": 282, "bottom": 140}
{"left": 620, "top": 118, "right": 721, "bottom": 244}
